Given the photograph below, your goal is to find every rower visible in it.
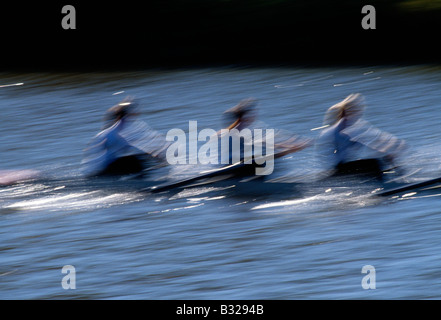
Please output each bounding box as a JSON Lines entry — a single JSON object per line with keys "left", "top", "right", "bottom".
{"left": 219, "top": 98, "right": 311, "bottom": 176}
{"left": 81, "top": 96, "right": 169, "bottom": 177}
{"left": 219, "top": 98, "right": 257, "bottom": 168}
{"left": 223, "top": 97, "right": 258, "bottom": 131}
{"left": 315, "top": 93, "right": 407, "bottom": 180}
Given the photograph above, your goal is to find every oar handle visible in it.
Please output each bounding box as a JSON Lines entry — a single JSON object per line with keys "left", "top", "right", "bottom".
{"left": 273, "top": 138, "right": 313, "bottom": 158}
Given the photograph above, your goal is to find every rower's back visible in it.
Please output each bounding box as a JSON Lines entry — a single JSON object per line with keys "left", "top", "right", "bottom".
{"left": 316, "top": 93, "right": 407, "bottom": 179}
{"left": 81, "top": 97, "right": 168, "bottom": 177}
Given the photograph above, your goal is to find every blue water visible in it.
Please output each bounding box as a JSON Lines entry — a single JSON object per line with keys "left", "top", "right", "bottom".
{"left": 1, "top": 65, "right": 441, "bottom": 299}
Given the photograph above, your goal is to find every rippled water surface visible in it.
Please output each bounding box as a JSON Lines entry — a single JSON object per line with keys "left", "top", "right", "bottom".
{"left": 1, "top": 65, "right": 441, "bottom": 299}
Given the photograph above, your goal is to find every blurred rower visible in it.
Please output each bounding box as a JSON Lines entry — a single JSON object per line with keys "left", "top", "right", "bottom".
{"left": 223, "top": 98, "right": 259, "bottom": 132}
{"left": 219, "top": 98, "right": 311, "bottom": 176}
{"left": 81, "top": 96, "right": 169, "bottom": 177}
{"left": 316, "top": 93, "right": 407, "bottom": 179}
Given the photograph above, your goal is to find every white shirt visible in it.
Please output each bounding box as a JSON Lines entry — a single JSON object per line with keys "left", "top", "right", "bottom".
{"left": 81, "top": 117, "right": 167, "bottom": 176}
{"left": 316, "top": 117, "right": 406, "bottom": 170}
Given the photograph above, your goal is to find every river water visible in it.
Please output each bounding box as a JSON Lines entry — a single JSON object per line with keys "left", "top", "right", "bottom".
{"left": 1, "top": 65, "right": 441, "bottom": 299}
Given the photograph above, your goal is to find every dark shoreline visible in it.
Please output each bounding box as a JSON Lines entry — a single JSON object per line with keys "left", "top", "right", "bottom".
{"left": 2, "top": 1, "right": 441, "bottom": 71}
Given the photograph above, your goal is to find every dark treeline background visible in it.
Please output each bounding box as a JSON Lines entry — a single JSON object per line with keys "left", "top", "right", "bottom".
{"left": 2, "top": 0, "right": 441, "bottom": 70}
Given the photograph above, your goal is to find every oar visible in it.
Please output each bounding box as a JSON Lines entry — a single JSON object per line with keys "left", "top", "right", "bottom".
{"left": 149, "top": 162, "right": 245, "bottom": 193}
{"left": 149, "top": 140, "right": 312, "bottom": 193}
{"left": 0, "top": 82, "right": 23, "bottom": 88}
{"left": 376, "top": 175, "right": 441, "bottom": 197}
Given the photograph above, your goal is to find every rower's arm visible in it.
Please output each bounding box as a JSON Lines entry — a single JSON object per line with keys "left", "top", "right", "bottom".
{"left": 274, "top": 136, "right": 313, "bottom": 157}
{"left": 345, "top": 123, "right": 407, "bottom": 159}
